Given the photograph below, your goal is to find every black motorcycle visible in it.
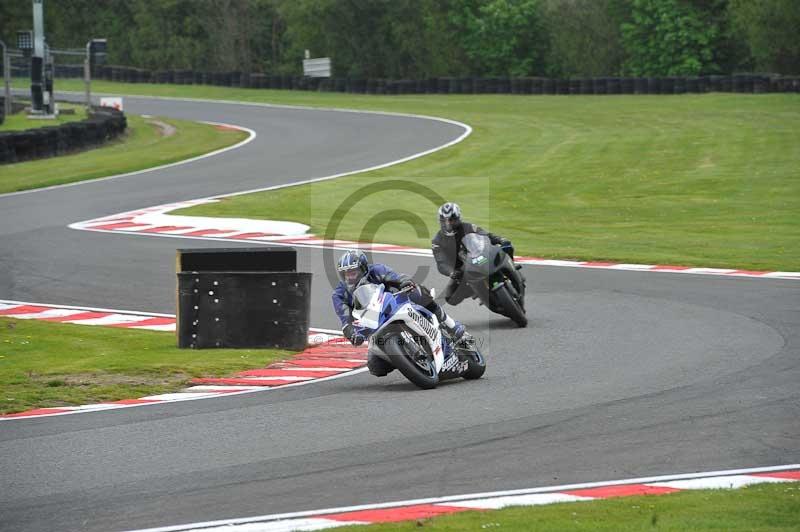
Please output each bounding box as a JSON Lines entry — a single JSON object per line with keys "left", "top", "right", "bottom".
{"left": 459, "top": 233, "right": 527, "bottom": 327}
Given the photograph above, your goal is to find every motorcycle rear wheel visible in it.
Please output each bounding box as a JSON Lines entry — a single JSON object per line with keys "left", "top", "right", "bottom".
{"left": 383, "top": 332, "right": 439, "bottom": 389}
{"left": 461, "top": 348, "right": 486, "bottom": 380}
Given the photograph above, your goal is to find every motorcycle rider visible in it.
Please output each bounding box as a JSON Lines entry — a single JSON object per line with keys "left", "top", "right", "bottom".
{"left": 332, "top": 249, "right": 470, "bottom": 375}
{"left": 432, "top": 202, "right": 520, "bottom": 306}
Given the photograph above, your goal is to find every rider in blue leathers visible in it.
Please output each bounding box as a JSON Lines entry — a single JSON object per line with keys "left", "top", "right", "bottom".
{"left": 332, "top": 250, "right": 469, "bottom": 375}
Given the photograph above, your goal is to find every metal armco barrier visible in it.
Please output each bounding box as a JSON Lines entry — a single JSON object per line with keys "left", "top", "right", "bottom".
{"left": 176, "top": 248, "right": 311, "bottom": 350}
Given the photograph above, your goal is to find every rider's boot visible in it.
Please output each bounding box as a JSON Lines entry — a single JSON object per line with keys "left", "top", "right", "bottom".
{"left": 435, "top": 307, "right": 468, "bottom": 344}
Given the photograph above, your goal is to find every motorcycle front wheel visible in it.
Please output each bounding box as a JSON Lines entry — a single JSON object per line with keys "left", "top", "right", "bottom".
{"left": 383, "top": 332, "right": 439, "bottom": 389}
{"left": 495, "top": 283, "right": 528, "bottom": 328}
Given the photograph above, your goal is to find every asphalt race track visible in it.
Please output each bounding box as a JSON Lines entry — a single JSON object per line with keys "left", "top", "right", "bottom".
{"left": 0, "top": 96, "right": 797, "bottom": 532}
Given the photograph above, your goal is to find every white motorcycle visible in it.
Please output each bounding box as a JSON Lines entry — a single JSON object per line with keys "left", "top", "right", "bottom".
{"left": 351, "top": 282, "right": 485, "bottom": 389}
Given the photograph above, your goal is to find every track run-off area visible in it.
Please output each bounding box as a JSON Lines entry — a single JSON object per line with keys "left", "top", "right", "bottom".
{"left": 0, "top": 95, "right": 797, "bottom": 532}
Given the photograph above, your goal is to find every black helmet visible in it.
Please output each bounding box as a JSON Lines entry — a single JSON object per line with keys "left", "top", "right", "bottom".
{"left": 337, "top": 249, "right": 369, "bottom": 291}
{"left": 438, "top": 202, "right": 462, "bottom": 236}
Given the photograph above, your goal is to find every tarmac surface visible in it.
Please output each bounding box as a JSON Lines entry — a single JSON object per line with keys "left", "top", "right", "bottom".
{"left": 0, "top": 95, "right": 797, "bottom": 532}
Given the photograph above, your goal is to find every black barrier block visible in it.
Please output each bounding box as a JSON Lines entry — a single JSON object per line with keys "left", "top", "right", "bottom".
{"left": 634, "top": 78, "right": 648, "bottom": 94}
{"left": 674, "top": 77, "right": 687, "bottom": 94}
{"left": 177, "top": 272, "right": 312, "bottom": 350}
{"left": 660, "top": 77, "right": 675, "bottom": 94}
{"left": 753, "top": 76, "right": 769, "bottom": 93}
{"left": 178, "top": 247, "right": 297, "bottom": 273}
{"left": 176, "top": 248, "right": 308, "bottom": 350}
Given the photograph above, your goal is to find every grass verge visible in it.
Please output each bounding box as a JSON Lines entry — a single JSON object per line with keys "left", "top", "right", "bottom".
{"left": 25, "top": 80, "right": 800, "bottom": 269}
{"left": 0, "top": 111, "right": 247, "bottom": 194}
{"left": 335, "top": 482, "right": 800, "bottom": 531}
{"left": 0, "top": 102, "right": 87, "bottom": 131}
{"left": 0, "top": 317, "right": 292, "bottom": 415}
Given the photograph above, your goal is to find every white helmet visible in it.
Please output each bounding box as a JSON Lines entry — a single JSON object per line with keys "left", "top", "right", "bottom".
{"left": 438, "top": 202, "right": 462, "bottom": 236}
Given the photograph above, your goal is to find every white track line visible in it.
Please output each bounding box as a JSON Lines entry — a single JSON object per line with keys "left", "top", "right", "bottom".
{"left": 122, "top": 464, "right": 800, "bottom": 532}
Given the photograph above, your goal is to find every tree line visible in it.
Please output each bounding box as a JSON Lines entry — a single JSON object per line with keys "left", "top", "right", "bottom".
{"left": 1, "top": 0, "right": 798, "bottom": 77}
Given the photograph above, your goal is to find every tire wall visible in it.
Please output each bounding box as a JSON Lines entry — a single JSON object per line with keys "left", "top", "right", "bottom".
{"left": 0, "top": 107, "right": 127, "bottom": 165}
{"left": 82, "top": 66, "right": 800, "bottom": 95}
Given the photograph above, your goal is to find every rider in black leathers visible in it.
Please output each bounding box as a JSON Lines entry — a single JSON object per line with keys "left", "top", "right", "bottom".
{"left": 432, "top": 202, "right": 516, "bottom": 305}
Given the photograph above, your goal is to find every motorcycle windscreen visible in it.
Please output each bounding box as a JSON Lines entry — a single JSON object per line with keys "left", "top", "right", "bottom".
{"left": 462, "top": 233, "right": 491, "bottom": 263}
{"left": 352, "top": 283, "right": 383, "bottom": 329}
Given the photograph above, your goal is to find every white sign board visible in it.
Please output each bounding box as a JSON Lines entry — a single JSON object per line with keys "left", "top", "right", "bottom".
{"left": 303, "top": 57, "right": 332, "bottom": 78}
{"left": 100, "top": 97, "right": 123, "bottom": 111}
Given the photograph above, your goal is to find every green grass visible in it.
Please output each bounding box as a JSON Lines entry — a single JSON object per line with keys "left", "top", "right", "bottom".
{"left": 335, "top": 483, "right": 800, "bottom": 531}
{"left": 22, "top": 80, "right": 800, "bottom": 270}
{"left": 0, "top": 317, "right": 292, "bottom": 414}
{"left": 0, "top": 109, "right": 247, "bottom": 194}
{"left": 0, "top": 102, "right": 87, "bottom": 131}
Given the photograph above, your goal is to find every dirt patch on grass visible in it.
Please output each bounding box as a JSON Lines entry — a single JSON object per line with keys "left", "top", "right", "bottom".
{"left": 147, "top": 119, "right": 177, "bottom": 137}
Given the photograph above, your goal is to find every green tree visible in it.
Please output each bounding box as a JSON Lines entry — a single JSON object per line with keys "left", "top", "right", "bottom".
{"left": 541, "top": 0, "right": 627, "bottom": 77}
{"left": 127, "top": 0, "right": 209, "bottom": 70}
{"left": 450, "top": 0, "right": 546, "bottom": 77}
{"left": 278, "top": 0, "right": 465, "bottom": 78}
{"left": 729, "top": 0, "right": 800, "bottom": 74}
{"left": 621, "top": 0, "right": 721, "bottom": 76}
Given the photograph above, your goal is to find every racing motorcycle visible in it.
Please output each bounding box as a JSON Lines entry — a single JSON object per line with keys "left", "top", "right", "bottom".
{"left": 460, "top": 233, "right": 527, "bottom": 327}
{"left": 351, "top": 282, "right": 485, "bottom": 389}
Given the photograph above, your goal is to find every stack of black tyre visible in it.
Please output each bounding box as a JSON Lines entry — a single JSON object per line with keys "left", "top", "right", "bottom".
{"left": 0, "top": 106, "right": 127, "bottom": 164}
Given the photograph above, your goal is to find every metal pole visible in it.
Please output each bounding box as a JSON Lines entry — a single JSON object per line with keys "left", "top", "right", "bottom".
{"left": 84, "top": 41, "right": 91, "bottom": 110}
{"left": 31, "top": 0, "right": 45, "bottom": 113}
{"left": 0, "top": 40, "right": 11, "bottom": 117}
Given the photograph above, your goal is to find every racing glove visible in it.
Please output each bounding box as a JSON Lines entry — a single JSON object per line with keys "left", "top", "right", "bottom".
{"left": 342, "top": 323, "right": 365, "bottom": 346}
{"left": 398, "top": 278, "right": 417, "bottom": 290}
